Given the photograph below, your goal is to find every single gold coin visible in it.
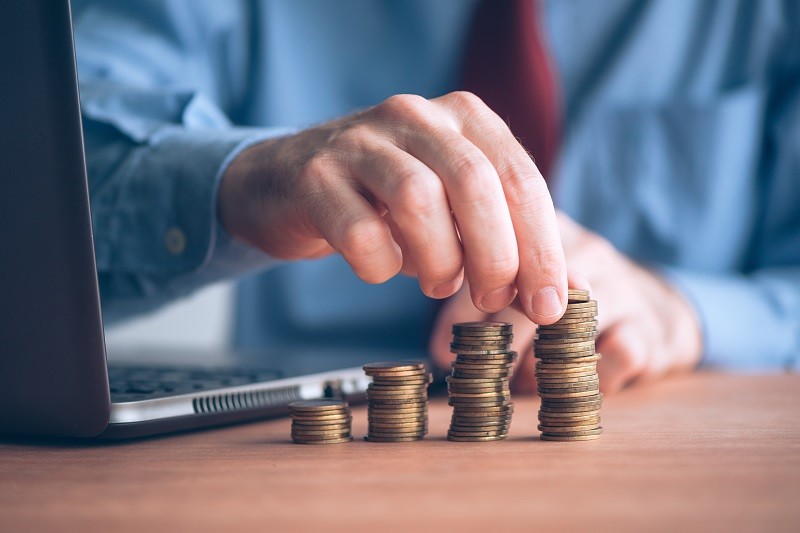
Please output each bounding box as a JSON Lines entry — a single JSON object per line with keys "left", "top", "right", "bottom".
{"left": 538, "top": 423, "right": 600, "bottom": 433}
{"left": 447, "top": 434, "right": 508, "bottom": 442}
{"left": 290, "top": 412, "right": 352, "bottom": 421}
{"left": 288, "top": 400, "right": 350, "bottom": 412}
{"left": 364, "top": 436, "right": 424, "bottom": 443}
{"left": 449, "top": 337, "right": 513, "bottom": 346}
{"left": 537, "top": 382, "right": 599, "bottom": 393}
{"left": 537, "top": 328, "right": 597, "bottom": 337}
{"left": 452, "top": 321, "right": 512, "bottom": 331}
{"left": 564, "top": 301, "right": 597, "bottom": 312}
{"left": 567, "top": 289, "right": 590, "bottom": 302}
{"left": 452, "top": 335, "right": 514, "bottom": 343}
{"left": 539, "top": 321, "right": 597, "bottom": 331}
{"left": 541, "top": 427, "right": 603, "bottom": 437}
{"left": 456, "top": 351, "right": 518, "bottom": 360}
{"left": 293, "top": 436, "right": 353, "bottom": 445}
{"left": 363, "top": 361, "right": 426, "bottom": 373}
{"left": 367, "top": 431, "right": 427, "bottom": 439}
{"left": 540, "top": 433, "right": 600, "bottom": 442}
{"left": 538, "top": 389, "right": 600, "bottom": 400}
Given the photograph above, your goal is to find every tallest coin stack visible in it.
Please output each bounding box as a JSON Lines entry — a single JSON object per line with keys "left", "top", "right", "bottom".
{"left": 533, "top": 289, "right": 603, "bottom": 441}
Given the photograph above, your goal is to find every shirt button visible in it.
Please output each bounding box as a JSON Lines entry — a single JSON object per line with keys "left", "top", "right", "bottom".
{"left": 164, "top": 226, "right": 187, "bottom": 256}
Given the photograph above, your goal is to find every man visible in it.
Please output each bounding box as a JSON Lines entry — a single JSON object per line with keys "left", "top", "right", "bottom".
{"left": 73, "top": 0, "right": 800, "bottom": 393}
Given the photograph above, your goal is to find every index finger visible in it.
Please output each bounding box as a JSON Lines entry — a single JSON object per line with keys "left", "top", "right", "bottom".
{"left": 438, "top": 92, "right": 568, "bottom": 324}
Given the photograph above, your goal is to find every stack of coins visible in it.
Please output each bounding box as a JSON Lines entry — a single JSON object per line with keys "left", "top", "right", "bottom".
{"left": 534, "top": 289, "right": 602, "bottom": 441}
{"left": 289, "top": 400, "right": 353, "bottom": 444}
{"left": 446, "top": 322, "right": 516, "bottom": 442}
{"left": 363, "top": 361, "right": 432, "bottom": 442}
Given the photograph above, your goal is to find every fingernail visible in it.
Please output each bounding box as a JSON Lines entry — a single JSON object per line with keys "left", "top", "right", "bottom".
{"left": 479, "top": 285, "right": 516, "bottom": 312}
{"left": 430, "top": 279, "right": 460, "bottom": 299}
{"left": 531, "top": 286, "right": 563, "bottom": 319}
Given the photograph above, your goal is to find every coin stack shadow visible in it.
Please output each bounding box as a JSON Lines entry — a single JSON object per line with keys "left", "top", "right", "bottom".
{"left": 446, "top": 322, "right": 516, "bottom": 442}
{"left": 289, "top": 400, "right": 353, "bottom": 444}
{"left": 534, "top": 289, "right": 603, "bottom": 441}
{"left": 363, "top": 361, "right": 433, "bottom": 442}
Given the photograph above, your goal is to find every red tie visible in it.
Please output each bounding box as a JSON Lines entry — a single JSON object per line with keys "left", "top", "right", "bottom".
{"left": 461, "top": 0, "right": 561, "bottom": 182}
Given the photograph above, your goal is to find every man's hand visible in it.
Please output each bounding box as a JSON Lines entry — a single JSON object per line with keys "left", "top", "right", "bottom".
{"left": 218, "top": 92, "right": 568, "bottom": 323}
{"left": 430, "top": 212, "right": 703, "bottom": 394}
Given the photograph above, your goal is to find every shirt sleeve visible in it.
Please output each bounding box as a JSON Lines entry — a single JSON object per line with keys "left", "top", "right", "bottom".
{"left": 662, "top": 268, "right": 800, "bottom": 371}
{"left": 72, "top": 2, "right": 287, "bottom": 322}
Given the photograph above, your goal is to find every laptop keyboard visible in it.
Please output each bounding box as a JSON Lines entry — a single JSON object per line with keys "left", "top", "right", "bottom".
{"left": 107, "top": 365, "right": 283, "bottom": 403}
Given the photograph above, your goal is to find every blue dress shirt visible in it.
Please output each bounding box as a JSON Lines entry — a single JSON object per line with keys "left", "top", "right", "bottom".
{"left": 72, "top": 0, "right": 800, "bottom": 370}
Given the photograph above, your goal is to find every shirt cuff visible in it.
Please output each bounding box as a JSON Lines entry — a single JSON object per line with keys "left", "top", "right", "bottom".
{"left": 660, "top": 267, "right": 798, "bottom": 371}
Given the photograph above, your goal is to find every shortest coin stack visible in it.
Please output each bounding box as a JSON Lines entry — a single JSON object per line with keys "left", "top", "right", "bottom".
{"left": 289, "top": 400, "right": 353, "bottom": 444}
{"left": 447, "top": 322, "right": 516, "bottom": 442}
{"left": 534, "top": 289, "right": 602, "bottom": 441}
{"left": 363, "top": 361, "right": 432, "bottom": 443}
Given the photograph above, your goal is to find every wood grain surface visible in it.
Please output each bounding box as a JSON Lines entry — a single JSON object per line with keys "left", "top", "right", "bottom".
{"left": 1, "top": 372, "right": 798, "bottom": 532}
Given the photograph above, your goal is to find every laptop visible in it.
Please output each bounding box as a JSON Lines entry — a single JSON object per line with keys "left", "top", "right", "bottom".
{"left": 0, "top": 0, "right": 380, "bottom": 439}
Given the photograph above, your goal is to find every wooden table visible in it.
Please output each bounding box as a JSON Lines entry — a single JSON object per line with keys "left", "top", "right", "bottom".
{"left": 1, "top": 372, "right": 798, "bottom": 532}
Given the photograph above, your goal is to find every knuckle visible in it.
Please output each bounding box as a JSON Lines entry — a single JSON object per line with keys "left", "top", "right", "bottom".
{"left": 500, "top": 158, "right": 547, "bottom": 209}
{"left": 478, "top": 255, "right": 518, "bottom": 282}
{"left": 378, "top": 94, "right": 429, "bottom": 121}
{"left": 530, "top": 245, "right": 564, "bottom": 273}
{"left": 394, "top": 171, "right": 444, "bottom": 218}
{"left": 335, "top": 124, "right": 375, "bottom": 150}
{"left": 448, "top": 91, "right": 487, "bottom": 114}
{"left": 451, "top": 156, "right": 498, "bottom": 204}
{"left": 340, "top": 217, "right": 388, "bottom": 260}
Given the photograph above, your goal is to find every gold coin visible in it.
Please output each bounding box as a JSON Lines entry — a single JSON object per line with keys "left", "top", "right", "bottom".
{"left": 452, "top": 321, "right": 512, "bottom": 331}
{"left": 450, "top": 420, "right": 511, "bottom": 429}
{"left": 288, "top": 400, "right": 349, "bottom": 412}
{"left": 367, "top": 431, "right": 427, "bottom": 439}
{"left": 536, "top": 351, "right": 596, "bottom": 360}
{"left": 541, "top": 427, "right": 603, "bottom": 437}
{"left": 371, "top": 375, "right": 433, "bottom": 385}
{"left": 540, "top": 433, "right": 600, "bottom": 442}
{"left": 537, "top": 331, "right": 596, "bottom": 341}
{"left": 564, "top": 301, "right": 597, "bottom": 312}
{"left": 538, "top": 418, "right": 600, "bottom": 427}
{"left": 535, "top": 339, "right": 596, "bottom": 351}
{"left": 368, "top": 410, "right": 427, "bottom": 417}
{"left": 536, "top": 373, "right": 598, "bottom": 383}
{"left": 538, "top": 423, "right": 600, "bottom": 433}
{"left": 539, "top": 322, "right": 597, "bottom": 331}
{"left": 368, "top": 421, "right": 427, "bottom": 429}
{"left": 293, "top": 436, "right": 353, "bottom": 445}
{"left": 446, "top": 434, "right": 508, "bottom": 442}
{"left": 451, "top": 409, "right": 513, "bottom": 416}
{"left": 452, "top": 335, "right": 514, "bottom": 343}
{"left": 290, "top": 412, "right": 352, "bottom": 421}
{"left": 456, "top": 351, "right": 518, "bottom": 360}
{"left": 537, "top": 382, "right": 599, "bottom": 394}
{"left": 538, "top": 390, "right": 600, "bottom": 399}
{"left": 364, "top": 436, "right": 424, "bottom": 443}
{"left": 450, "top": 337, "right": 513, "bottom": 346}
{"left": 291, "top": 420, "right": 351, "bottom": 429}
{"left": 567, "top": 289, "right": 590, "bottom": 302}
{"left": 363, "top": 361, "right": 426, "bottom": 373}
{"left": 448, "top": 429, "right": 509, "bottom": 438}
{"left": 450, "top": 347, "right": 514, "bottom": 355}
